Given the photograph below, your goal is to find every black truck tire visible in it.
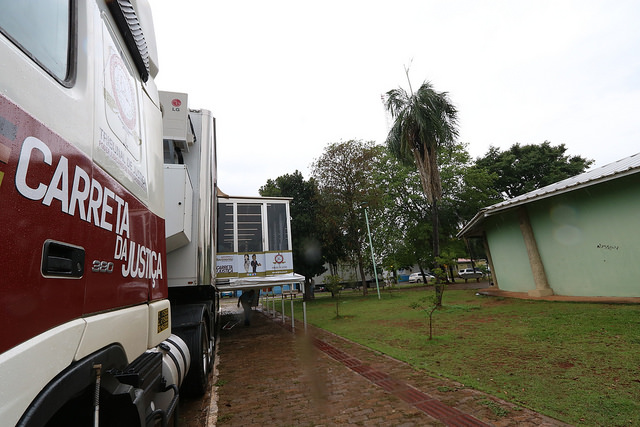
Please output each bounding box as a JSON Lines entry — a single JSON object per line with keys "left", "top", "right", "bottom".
{"left": 181, "top": 321, "right": 212, "bottom": 397}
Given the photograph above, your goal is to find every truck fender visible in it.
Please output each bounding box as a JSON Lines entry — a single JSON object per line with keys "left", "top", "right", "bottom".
{"left": 17, "top": 344, "right": 128, "bottom": 427}
{"left": 171, "top": 302, "right": 213, "bottom": 332}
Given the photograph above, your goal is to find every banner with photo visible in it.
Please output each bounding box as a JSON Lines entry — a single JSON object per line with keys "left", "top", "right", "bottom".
{"left": 216, "top": 251, "right": 293, "bottom": 278}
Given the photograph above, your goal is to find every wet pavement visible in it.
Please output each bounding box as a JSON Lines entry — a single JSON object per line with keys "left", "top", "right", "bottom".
{"left": 195, "top": 295, "right": 570, "bottom": 427}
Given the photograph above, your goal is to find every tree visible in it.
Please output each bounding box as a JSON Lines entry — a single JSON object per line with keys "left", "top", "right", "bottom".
{"left": 384, "top": 78, "right": 459, "bottom": 305}
{"left": 259, "top": 171, "right": 326, "bottom": 300}
{"left": 369, "top": 147, "right": 433, "bottom": 278}
{"left": 436, "top": 142, "right": 501, "bottom": 277}
{"left": 439, "top": 142, "right": 501, "bottom": 227}
{"left": 411, "top": 295, "right": 439, "bottom": 341}
{"left": 370, "top": 143, "right": 498, "bottom": 285}
{"left": 311, "top": 140, "right": 382, "bottom": 296}
{"left": 323, "top": 274, "right": 343, "bottom": 318}
{"left": 475, "top": 142, "right": 594, "bottom": 199}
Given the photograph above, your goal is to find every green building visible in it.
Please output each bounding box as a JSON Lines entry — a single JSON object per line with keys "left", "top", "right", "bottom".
{"left": 458, "top": 153, "right": 640, "bottom": 298}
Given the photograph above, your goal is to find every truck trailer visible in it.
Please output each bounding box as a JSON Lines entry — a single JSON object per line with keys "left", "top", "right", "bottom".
{"left": 0, "top": 1, "right": 217, "bottom": 425}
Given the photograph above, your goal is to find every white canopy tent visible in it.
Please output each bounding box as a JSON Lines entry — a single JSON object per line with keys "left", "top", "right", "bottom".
{"left": 217, "top": 273, "right": 305, "bottom": 290}
{"left": 216, "top": 273, "right": 308, "bottom": 331}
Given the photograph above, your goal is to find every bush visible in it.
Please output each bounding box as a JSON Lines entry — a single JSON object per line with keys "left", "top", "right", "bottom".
{"left": 322, "top": 275, "right": 343, "bottom": 318}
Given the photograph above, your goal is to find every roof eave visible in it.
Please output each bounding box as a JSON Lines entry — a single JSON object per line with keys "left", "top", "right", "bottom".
{"left": 457, "top": 161, "right": 640, "bottom": 239}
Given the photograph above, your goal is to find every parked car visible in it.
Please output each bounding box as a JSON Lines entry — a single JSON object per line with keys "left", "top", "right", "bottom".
{"left": 458, "top": 268, "right": 483, "bottom": 279}
{"left": 408, "top": 272, "right": 435, "bottom": 283}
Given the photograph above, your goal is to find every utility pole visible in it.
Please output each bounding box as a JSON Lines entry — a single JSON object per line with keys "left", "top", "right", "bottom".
{"left": 364, "top": 206, "right": 381, "bottom": 300}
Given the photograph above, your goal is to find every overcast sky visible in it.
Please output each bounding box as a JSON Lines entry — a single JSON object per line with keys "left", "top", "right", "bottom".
{"left": 152, "top": 0, "right": 640, "bottom": 197}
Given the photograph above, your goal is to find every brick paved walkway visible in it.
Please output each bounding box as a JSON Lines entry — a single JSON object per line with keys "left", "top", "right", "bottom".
{"left": 206, "top": 300, "right": 569, "bottom": 426}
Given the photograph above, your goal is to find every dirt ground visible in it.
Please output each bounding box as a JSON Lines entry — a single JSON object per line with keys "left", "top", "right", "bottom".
{"left": 176, "top": 372, "right": 215, "bottom": 426}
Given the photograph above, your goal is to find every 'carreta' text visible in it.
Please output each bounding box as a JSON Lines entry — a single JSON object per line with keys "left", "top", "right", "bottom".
{"left": 16, "top": 136, "right": 130, "bottom": 236}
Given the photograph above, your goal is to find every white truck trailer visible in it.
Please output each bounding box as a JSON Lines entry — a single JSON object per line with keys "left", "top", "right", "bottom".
{"left": 0, "top": 1, "right": 217, "bottom": 425}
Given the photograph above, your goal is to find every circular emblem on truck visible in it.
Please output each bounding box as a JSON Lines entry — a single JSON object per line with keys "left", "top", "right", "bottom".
{"left": 109, "top": 54, "right": 137, "bottom": 130}
{"left": 171, "top": 99, "right": 182, "bottom": 107}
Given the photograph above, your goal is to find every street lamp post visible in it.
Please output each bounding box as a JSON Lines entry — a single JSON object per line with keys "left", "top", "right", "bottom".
{"left": 364, "top": 206, "right": 381, "bottom": 300}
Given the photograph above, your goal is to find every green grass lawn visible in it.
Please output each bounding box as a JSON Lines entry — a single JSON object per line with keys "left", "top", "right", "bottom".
{"left": 271, "top": 286, "right": 640, "bottom": 426}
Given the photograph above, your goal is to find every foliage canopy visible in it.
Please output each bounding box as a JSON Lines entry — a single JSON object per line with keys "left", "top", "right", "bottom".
{"left": 311, "top": 140, "right": 383, "bottom": 295}
{"left": 384, "top": 80, "right": 458, "bottom": 204}
{"left": 475, "top": 141, "right": 593, "bottom": 199}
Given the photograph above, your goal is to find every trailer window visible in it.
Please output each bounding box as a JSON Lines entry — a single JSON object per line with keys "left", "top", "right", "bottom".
{"left": 237, "top": 204, "right": 263, "bottom": 253}
{"left": 267, "top": 203, "right": 289, "bottom": 251}
{"left": 217, "top": 203, "right": 235, "bottom": 253}
{"left": 0, "top": 0, "right": 71, "bottom": 82}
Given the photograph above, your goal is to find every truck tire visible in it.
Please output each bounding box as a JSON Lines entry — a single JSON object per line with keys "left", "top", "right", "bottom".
{"left": 181, "top": 321, "right": 212, "bottom": 397}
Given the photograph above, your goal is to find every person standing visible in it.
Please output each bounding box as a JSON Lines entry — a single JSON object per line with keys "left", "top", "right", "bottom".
{"left": 237, "top": 289, "right": 256, "bottom": 326}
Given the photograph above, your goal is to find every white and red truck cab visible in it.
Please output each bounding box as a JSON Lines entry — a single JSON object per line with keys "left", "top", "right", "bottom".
{"left": 0, "top": 1, "right": 217, "bottom": 425}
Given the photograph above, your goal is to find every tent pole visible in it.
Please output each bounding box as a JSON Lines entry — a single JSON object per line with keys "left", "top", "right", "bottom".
{"left": 273, "top": 291, "right": 276, "bottom": 317}
{"left": 266, "top": 291, "right": 270, "bottom": 316}
{"left": 303, "top": 301, "right": 307, "bottom": 333}
{"left": 290, "top": 297, "right": 295, "bottom": 331}
{"left": 300, "top": 280, "right": 307, "bottom": 332}
{"left": 270, "top": 291, "right": 274, "bottom": 317}
{"left": 263, "top": 291, "right": 267, "bottom": 314}
{"left": 281, "top": 287, "right": 285, "bottom": 324}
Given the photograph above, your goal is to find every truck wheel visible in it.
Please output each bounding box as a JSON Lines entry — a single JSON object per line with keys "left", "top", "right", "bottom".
{"left": 182, "top": 321, "right": 212, "bottom": 397}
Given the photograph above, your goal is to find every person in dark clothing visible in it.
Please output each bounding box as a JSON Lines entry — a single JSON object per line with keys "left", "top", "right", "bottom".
{"left": 237, "top": 289, "right": 256, "bottom": 326}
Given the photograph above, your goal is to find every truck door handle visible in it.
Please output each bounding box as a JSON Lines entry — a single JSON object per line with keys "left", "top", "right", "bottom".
{"left": 41, "top": 240, "right": 85, "bottom": 278}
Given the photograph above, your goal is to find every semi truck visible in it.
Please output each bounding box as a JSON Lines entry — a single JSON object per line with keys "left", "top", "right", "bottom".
{"left": 0, "top": 1, "right": 217, "bottom": 425}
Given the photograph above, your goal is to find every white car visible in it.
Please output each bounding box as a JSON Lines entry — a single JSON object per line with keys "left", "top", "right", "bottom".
{"left": 458, "top": 268, "right": 483, "bottom": 279}
{"left": 408, "top": 272, "right": 435, "bottom": 283}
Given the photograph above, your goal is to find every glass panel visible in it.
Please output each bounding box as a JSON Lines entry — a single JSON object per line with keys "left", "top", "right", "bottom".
{"left": 237, "top": 203, "right": 262, "bottom": 253}
{"left": 267, "top": 203, "right": 288, "bottom": 251}
{"left": 0, "top": 0, "right": 70, "bottom": 80}
{"left": 216, "top": 203, "right": 234, "bottom": 253}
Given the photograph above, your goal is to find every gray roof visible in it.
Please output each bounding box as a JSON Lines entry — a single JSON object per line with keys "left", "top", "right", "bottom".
{"left": 458, "top": 152, "right": 640, "bottom": 237}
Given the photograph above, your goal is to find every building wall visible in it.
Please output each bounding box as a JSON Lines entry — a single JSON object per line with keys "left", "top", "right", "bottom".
{"left": 485, "top": 174, "right": 640, "bottom": 297}
{"left": 485, "top": 210, "right": 536, "bottom": 292}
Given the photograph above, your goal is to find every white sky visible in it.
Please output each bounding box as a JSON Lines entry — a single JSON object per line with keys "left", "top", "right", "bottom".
{"left": 152, "top": 0, "right": 640, "bottom": 197}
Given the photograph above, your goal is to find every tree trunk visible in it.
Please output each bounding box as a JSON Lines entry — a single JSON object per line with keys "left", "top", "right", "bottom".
{"left": 448, "top": 265, "right": 455, "bottom": 283}
{"left": 432, "top": 199, "right": 444, "bottom": 306}
{"left": 330, "top": 263, "right": 337, "bottom": 276}
{"left": 432, "top": 199, "right": 440, "bottom": 259}
{"left": 357, "top": 253, "right": 368, "bottom": 296}
{"left": 303, "top": 276, "right": 314, "bottom": 301}
{"left": 434, "top": 283, "right": 444, "bottom": 307}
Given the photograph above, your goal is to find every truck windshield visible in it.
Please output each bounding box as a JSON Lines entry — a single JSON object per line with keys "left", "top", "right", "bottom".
{"left": 0, "top": 0, "right": 71, "bottom": 81}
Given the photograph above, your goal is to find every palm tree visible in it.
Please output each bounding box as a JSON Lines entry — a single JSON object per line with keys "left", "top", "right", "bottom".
{"left": 384, "top": 79, "right": 458, "bottom": 303}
